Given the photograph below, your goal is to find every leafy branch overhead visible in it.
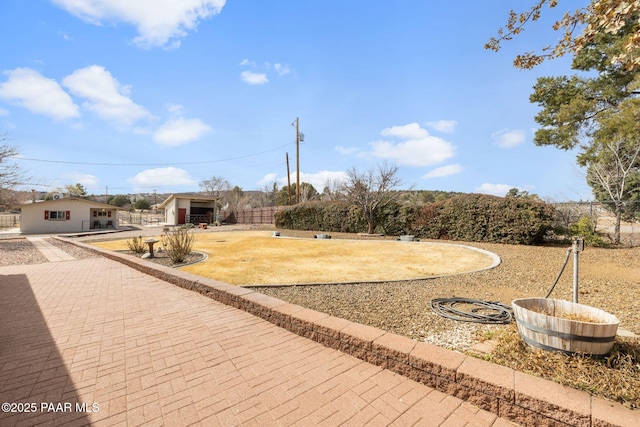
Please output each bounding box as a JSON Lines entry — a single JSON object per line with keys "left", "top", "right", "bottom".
{"left": 487, "top": 0, "right": 640, "bottom": 70}
{"left": 520, "top": 0, "right": 640, "bottom": 243}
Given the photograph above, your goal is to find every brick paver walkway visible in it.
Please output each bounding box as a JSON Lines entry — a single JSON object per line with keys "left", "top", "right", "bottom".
{"left": 0, "top": 256, "right": 517, "bottom": 426}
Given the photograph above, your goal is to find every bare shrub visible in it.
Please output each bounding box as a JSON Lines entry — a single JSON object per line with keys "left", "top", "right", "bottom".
{"left": 126, "top": 236, "right": 146, "bottom": 254}
{"left": 167, "top": 227, "right": 195, "bottom": 263}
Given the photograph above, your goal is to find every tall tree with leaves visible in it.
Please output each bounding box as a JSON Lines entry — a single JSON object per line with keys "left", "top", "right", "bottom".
{"left": 341, "top": 163, "right": 401, "bottom": 235}
{"left": 528, "top": 12, "right": 640, "bottom": 243}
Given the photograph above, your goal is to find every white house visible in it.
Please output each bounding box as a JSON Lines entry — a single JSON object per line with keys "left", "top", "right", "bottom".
{"left": 20, "top": 198, "right": 119, "bottom": 234}
{"left": 159, "top": 194, "right": 218, "bottom": 226}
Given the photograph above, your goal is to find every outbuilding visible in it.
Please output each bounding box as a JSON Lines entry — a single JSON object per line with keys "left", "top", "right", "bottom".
{"left": 20, "top": 198, "right": 119, "bottom": 234}
{"left": 159, "top": 194, "right": 218, "bottom": 226}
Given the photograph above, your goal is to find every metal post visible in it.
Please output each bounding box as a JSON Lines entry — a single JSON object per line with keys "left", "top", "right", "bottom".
{"left": 286, "top": 152, "right": 292, "bottom": 205}
{"left": 572, "top": 237, "right": 584, "bottom": 303}
{"left": 295, "top": 117, "right": 300, "bottom": 204}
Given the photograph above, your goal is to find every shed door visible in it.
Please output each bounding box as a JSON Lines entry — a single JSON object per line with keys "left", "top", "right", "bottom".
{"left": 178, "top": 208, "right": 187, "bottom": 225}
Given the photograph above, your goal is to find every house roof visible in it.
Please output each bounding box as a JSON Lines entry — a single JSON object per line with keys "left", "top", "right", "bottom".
{"left": 21, "top": 197, "right": 119, "bottom": 210}
{"left": 158, "top": 194, "right": 218, "bottom": 209}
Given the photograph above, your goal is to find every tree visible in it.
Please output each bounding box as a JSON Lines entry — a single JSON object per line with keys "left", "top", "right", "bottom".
{"left": 226, "top": 186, "right": 249, "bottom": 214}
{"left": 65, "top": 183, "right": 88, "bottom": 198}
{"left": 505, "top": 188, "right": 540, "bottom": 199}
{"left": 321, "top": 178, "right": 344, "bottom": 201}
{"left": 0, "top": 135, "right": 26, "bottom": 210}
{"left": 200, "top": 176, "right": 230, "bottom": 221}
{"left": 109, "top": 194, "right": 131, "bottom": 207}
{"left": 134, "top": 198, "right": 151, "bottom": 211}
{"left": 584, "top": 99, "right": 640, "bottom": 243}
{"left": 275, "top": 183, "right": 319, "bottom": 206}
{"left": 340, "top": 163, "right": 402, "bottom": 234}
{"left": 200, "top": 176, "right": 230, "bottom": 199}
{"left": 528, "top": 14, "right": 640, "bottom": 243}
{"left": 487, "top": 0, "right": 640, "bottom": 71}
{"left": 253, "top": 182, "right": 278, "bottom": 207}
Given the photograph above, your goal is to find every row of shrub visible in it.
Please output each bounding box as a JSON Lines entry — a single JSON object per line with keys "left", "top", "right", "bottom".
{"left": 274, "top": 194, "right": 555, "bottom": 245}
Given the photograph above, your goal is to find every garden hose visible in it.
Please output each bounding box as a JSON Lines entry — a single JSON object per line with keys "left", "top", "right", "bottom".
{"left": 431, "top": 247, "right": 574, "bottom": 324}
{"left": 544, "top": 248, "right": 572, "bottom": 298}
{"left": 429, "top": 298, "right": 513, "bottom": 324}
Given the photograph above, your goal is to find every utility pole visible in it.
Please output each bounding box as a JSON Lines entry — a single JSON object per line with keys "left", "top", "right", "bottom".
{"left": 292, "top": 117, "right": 304, "bottom": 204}
{"left": 286, "top": 152, "right": 292, "bottom": 205}
{"left": 295, "top": 117, "right": 300, "bottom": 204}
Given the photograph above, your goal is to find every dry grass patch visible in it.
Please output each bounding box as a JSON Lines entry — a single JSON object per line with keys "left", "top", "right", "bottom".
{"left": 91, "top": 230, "right": 497, "bottom": 285}
{"left": 487, "top": 324, "right": 640, "bottom": 409}
{"left": 182, "top": 231, "right": 496, "bottom": 285}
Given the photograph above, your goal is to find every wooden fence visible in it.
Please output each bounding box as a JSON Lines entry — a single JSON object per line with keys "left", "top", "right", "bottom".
{"left": 220, "top": 207, "right": 284, "bottom": 225}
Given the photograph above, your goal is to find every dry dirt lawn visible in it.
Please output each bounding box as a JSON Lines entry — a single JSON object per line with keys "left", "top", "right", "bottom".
{"left": 90, "top": 230, "right": 497, "bottom": 285}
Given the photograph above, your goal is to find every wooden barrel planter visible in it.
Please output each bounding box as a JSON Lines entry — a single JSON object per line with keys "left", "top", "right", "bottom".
{"left": 512, "top": 298, "right": 619, "bottom": 356}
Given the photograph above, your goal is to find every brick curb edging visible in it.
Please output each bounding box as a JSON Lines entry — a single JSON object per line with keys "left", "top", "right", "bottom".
{"left": 62, "top": 238, "right": 638, "bottom": 427}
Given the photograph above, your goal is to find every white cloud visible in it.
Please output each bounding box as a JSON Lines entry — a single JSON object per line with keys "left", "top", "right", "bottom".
{"left": 474, "top": 183, "right": 514, "bottom": 197}
{"left": 274, "top": 63, "right": 290, "bottom": 76}
{"left": 63, "top": 173, "right": 98, "bottom": 186}
{"left": 52, "top": 0, "right": 226, "bottom": 49}
{"left": 0, "top": 68, "right": 80, "bottom": 120}
{"left": 426, "top": 120, "right": 457, "bottom": 133}
{"left": 128, "top": 167, "right": 196, "bottom": 190}
{"left": 153, "top": 117, "right": 211, "bottom": 146}
{"left": 422, "top": 164, "right": 463, "bottom": 179}
{"left": 240, "top": 70, "right": 268, "bottom": 85}
{"left": 369, "top": 122, "right": 455, "bottom": 167}
{"left": 165, "top": 103, "right": 184, "bottom": 115}
{"left": 492, "top": 129, "right": 526, "bottom": 148}
{"left": 335, "top": 145, "right": 358, "bottom": 155}
{"left": 240, "top": 59, "right": 255, "bottom": 67}
{"left": 0, "top": 107, "right": 9, "bottom": 116}
{"left": 271, "top": 170, "right": 348, "bottom": 192}
{"left": 257, "top": 173, "right": 278, "bottom": 186}
{"left": 63, "top": 65, "right": 150, "bottom": 127}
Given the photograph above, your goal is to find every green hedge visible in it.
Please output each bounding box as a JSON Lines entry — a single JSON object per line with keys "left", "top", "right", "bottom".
{"left": 413, "top": 194, "right": 554, "bottom": 244}
{"left": 274, "top": 194, "right": 554, "bottom": 245}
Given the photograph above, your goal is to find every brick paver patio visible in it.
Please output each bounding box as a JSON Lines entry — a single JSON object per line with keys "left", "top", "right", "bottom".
{"left": 0, "top": 251, "right": 518, "bottom": 426}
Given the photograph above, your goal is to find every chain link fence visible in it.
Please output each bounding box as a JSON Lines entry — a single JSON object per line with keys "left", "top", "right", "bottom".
{"left": 117, "top": 211, "right": 165, "bottom": 227}
{"left": 0, "top": 214, "right": 19, "bottom": 228}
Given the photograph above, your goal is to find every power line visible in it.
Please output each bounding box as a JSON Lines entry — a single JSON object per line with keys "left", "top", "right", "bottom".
{"left": 8, "top": 142, "right": 294, "bottom": 167}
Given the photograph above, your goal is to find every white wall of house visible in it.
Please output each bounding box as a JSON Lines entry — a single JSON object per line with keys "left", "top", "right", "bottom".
{"left": 161, "top": 195, "right": 217, "bottom": 225}
{"left": 164, "top": 197, "right": 178, "bottom": 225}
{"left": 20, "top": 198, "right": 119, "bottom": 234}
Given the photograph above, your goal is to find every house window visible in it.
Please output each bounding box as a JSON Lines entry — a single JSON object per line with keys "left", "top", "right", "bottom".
{"left": 97, "top": 211, "right": 108, "bottom": 217}
{"left": 46, "top": 210, "right": 70, "bottom": 221}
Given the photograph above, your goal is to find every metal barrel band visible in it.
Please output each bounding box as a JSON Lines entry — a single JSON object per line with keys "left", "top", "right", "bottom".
{"left": 516, "top": 319, "right": 616, "bottom": 344}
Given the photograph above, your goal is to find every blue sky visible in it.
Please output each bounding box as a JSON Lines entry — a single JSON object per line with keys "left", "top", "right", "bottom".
{"left": 0, "top": 0, "right": 593, "bottom": 200}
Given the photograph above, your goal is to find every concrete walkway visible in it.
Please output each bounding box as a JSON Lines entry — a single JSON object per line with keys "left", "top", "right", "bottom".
{"left": 0, "top": 256, "right": 518, "bottom": 426}
{"left": 26, "top": 236, "right": 76, "bottom": 262}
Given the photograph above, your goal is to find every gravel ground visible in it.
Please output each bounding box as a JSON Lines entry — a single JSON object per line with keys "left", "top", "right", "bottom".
{"left": 0, "top": 238, "right": 48, "bottom": 266}
{"left": 254, "top": 229, "right": 640, "bottom": 352}
{"left": 46, "top": 238, "right": 102, "bottom": 260}
{"left": 2, "top": 227, "right": 638, "bottom": 353}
